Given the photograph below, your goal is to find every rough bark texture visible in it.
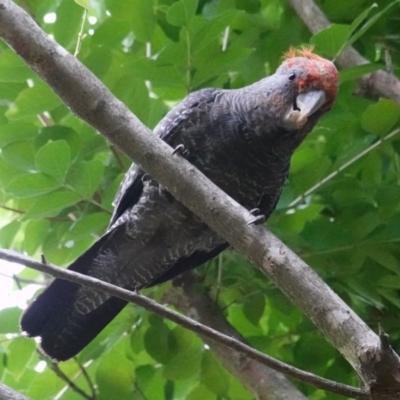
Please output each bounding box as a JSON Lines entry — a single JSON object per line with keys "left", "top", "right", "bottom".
{"left": 0, "top": 250, "right": 366, "bottom": 399}
{"left": 0, "top": 383, "right": 31, "bottom": 400}
{"left": 1, "top": 0, "right": 400, "bottom": 397}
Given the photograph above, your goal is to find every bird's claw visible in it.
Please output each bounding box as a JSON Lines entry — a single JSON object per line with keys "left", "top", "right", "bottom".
{"left": 247, "top": 209, "right": 266, "bottom": 225}
{"left": 172, "top": 144, "right": 187, "bottom": 156}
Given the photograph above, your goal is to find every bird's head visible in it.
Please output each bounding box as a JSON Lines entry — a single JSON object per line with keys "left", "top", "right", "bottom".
{"left": 275, "top": 46, "right": 338, "bottom": 131}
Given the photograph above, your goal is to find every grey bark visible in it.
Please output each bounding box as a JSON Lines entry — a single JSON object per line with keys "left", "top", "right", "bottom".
{"left": 0, "top": 383, "right": 30, "bottom": 400}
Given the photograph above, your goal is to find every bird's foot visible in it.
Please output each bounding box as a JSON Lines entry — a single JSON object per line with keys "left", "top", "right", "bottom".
{"left": 172, "top": 144, "right": 188, "bottom": 156}
{"left": 247, "top": 208, "right": 266, "bottom": 225}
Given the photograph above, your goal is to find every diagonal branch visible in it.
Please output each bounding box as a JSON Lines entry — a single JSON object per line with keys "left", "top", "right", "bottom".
{"left": 47, "top": 359, "right": 93, "bottom": 400}
{"left": 0, "top": 0, "right": 399, "bottom": 394}
{"left": 0, "top": 249, "right": 368, "bottom": 399}
{"left": 0, "top": 383, "right": 31, "bottom": 400}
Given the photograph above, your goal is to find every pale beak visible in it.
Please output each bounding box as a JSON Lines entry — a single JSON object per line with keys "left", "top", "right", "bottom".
{"left": 283, "top": 90, "right": 327, "bottom": 130}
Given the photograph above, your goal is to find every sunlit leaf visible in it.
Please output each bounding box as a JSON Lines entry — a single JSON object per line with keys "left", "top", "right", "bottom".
{"left": 35, "top": 140, "right": 71, "bottom": 181}
{"left": 74, "top": 0, "right": 90, "bottom": 9}
{"left": 5, "top": 80, "right": 61, "bottom": 120}
{"left": 311, "top": 24, "right": 351, "bottom": 58}
{"left": 361, "top": 99, "right": 400, "bottom": 136}
{"left": 6, "top": 174, "right": 59, "bottom": 198}
{"left": 167, "top": 0, "right": 199, "bottom": 27}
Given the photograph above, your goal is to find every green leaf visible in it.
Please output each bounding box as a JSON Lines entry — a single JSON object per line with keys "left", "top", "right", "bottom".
{"left": 6, "top": 173, "right": 59, "bottom": 198}
{"left": 66, "top": 159, "right": 104, "bottom": 198}
{"left": 200, "top": 352, "right": 229, "bottom": 395}
{"left": 130, "top": 0, "right": 155, "bottom": 42}
{"left": 0, "top": 122, "right": 37, "bottom": 147}
{"left": 192, "top": 47, "right": 253, "bottom": 88}
{"left": 339, "top": 63, "right": 383, "bottom": 83}
{"left": 366, "top": 248, "right": 400, "bottom": 275}
{"left": 349, "top": 3, "right": 378, "bottom": 34}
{"left": 0, "top": 220, "right": 20, "bottom": 248}
{"left": 310, "top": 24, "right": 351, "bottom": 58}
{"left": 243, "top": 292, "right": 265, "bottom": 326}
{"left": 294, "top": 333, "right": 336, "bottom": 372}
{"left": 105, "top": 0, "right": 134, "bottom": 20}
{"left": 83, "top": 46, "right": 113, "bottom": 79}
{"left": 63, "top": 212, "right": 109, "bottom": 241}
{"left": 24, "top": 190, "right": 81, "bottom": 220}
{"left": 144, "top": 316, "right": 173, "bottom": 364}
{"left": 124, "top": 58, "right": 185, "bottom": 88}
{"left": 378, "top": 275, "right": 400, "bottom": 289}
{"left": 7, "top": 338, "right": 36, "bottom": 378}
{"left": 134, "top": 365, "right": 165, "bottom": 400}
{"left": 5, "top": 80, "right": 61, "bottom": 120}
{"left": 187, "top": 385, "right": 216, "bottom": 400}
{"left": 35, "top": 125, "right": 81, "bottom": 160}
{"left": 377, "top": 288, "right": 400, "bottom": 310}
{"left": 75, "top": 0, "right": 90, "bottom": 9}
{"left": 361, "top": 99, "right": 400, "bottom": 136}
{"left": 0, "top": 308, "right": 21, "bottom": 334}
{"left": 163, "top": 327, "right": 203, "bottom": 380}
{"left": 167, "top": 0, "right": 199, "bottom": 27}
{"left": 112, "top": 75, "right": 150, "bottom": 125}
{"left": 35, "top": 140, "right": 71, "bottom": 181}
{"left": 0, "top": 50, "right": 33, "bottom": 83}
{"left": 96, "top": 343, "right": 135, "bottom": 400}
{"left": 0, "top": 158, "right": 25, "bottom": 187}
{"left": 22, "top": 220, "right": 50, "bottom": 254}
{"left": 340, "top": 1, "right": 400, "bottom": 57}
{"left": 54, "top": 0, "right": 84, "bottom": 48}
{"left": 92, "top": 18, "right": 131, "bottom": 47}
{"left": 1, "top": 141, "right": 36, "bottom": 171}
{"left": 191, "top": 10, "right": 241, "bottom": 55}
{"left": 28, "top": 368, "right": 64, "bottom": 399}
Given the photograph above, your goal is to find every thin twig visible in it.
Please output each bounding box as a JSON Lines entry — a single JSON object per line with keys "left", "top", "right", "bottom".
{"left": 214, "top": 253, "right": 224, "bottom": 303}
{"left": 0, "top": 249, "right": 369, "bottom": 399}
{"left": 62, "top": 183, "right": 112, "bottom": 215}
{"left": 289, "top": 128, "right": 400, "bottom": 207}
{"left": 74, "top": 358, "right": 97, "bottom": 400}
{"left": 48, "top": 360, "right": 93, "bottom": 400}
{"left": 110, "top": 145, "right": 127, "bottom": 171}
{"left": 74, "top": 7, "right": 87, "bottom": 58}
{"left": 0, "top": 205, "right": 71, "bottom": 221}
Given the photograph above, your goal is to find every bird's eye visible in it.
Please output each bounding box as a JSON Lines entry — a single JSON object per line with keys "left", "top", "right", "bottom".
{"left": 288, "top": 73, "right": 296, "bottom": 81}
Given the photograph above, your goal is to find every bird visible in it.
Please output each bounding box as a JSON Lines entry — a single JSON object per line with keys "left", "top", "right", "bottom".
{"left": 20, "top": 47, "right": 338, "bottom": 361}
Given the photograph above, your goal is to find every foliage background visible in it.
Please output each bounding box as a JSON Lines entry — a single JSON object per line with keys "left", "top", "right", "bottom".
{"left": 0, "top": 0, "right": 400, "bottom": 399}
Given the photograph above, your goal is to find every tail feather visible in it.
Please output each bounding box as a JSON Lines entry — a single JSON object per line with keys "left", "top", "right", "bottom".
{"left": 20, "top": 225, "right": 226, "bottom": 361}
{"left": 20, "top": 231, "right": 129, "bottom": 361}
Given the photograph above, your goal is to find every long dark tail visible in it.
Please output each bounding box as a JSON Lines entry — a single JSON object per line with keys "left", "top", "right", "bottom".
{"left": 21, "top": 226, "right": 228, "bottom": 361}
{"left": 20, "top": 231, "right": 128, "bottom": 361}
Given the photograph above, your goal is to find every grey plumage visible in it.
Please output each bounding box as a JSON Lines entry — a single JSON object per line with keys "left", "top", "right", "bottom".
{"left": 20, "top": 52, "right": 338, "bottom": 360}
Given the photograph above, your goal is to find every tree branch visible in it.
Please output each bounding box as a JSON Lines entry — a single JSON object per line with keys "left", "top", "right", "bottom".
{"left": 0, "top": 0, "right": 399, "bottom": 395}
{"left": 0, "top": 249, "right": 368, "bottom": 399}
{"left": 286, "top": 0, "right": 400, "bottom": 106}
{"left": 47, "top": 360, "right": 93, "bottom": 400}
{"left": 0, "top": 383, "right": 31, "bottom": 400}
